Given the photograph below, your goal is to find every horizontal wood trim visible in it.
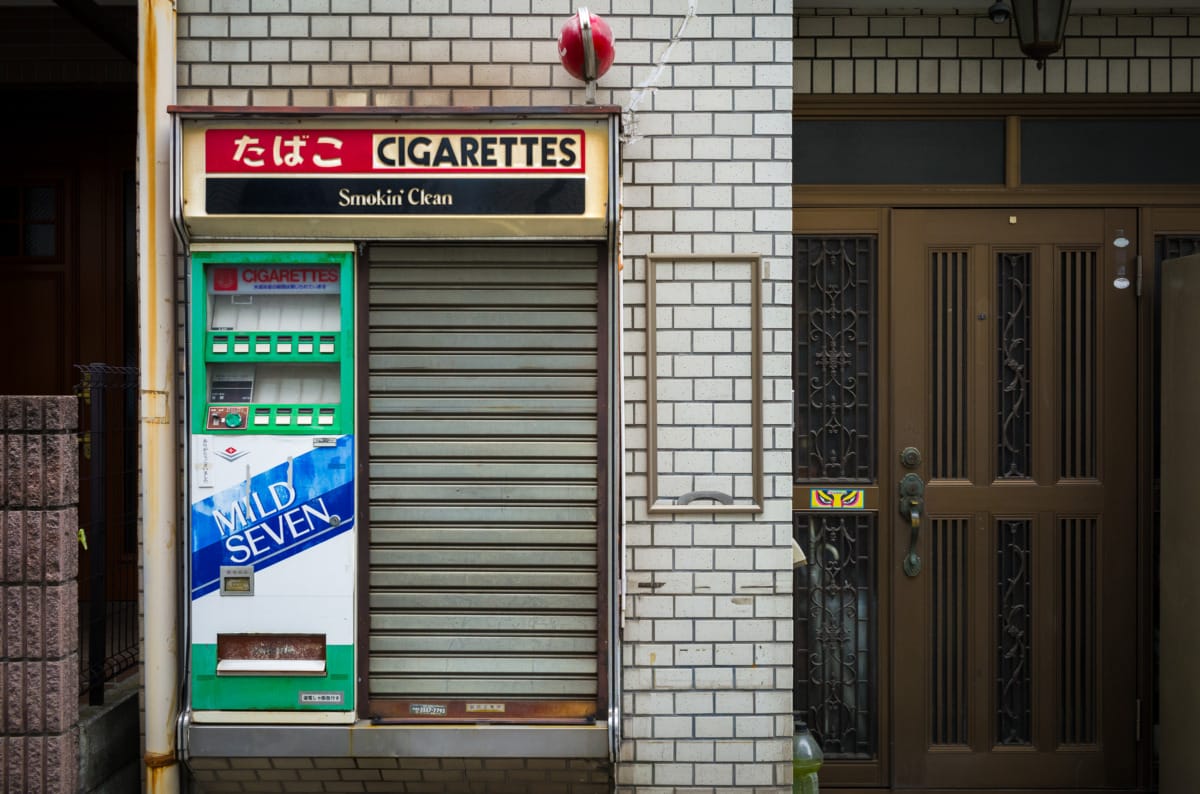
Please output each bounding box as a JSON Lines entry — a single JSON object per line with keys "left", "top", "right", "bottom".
{"left": 795, "top": 184, "right": 1200, "bottom": 209}
{"left": 793, "top": 207, "right": 883, "bottom": 233}
{"left": 1145, "top": 207, "right": 1200, "bottom": 231}
{"left": 795, "top": 93, "right": 1200, "bottom": 118}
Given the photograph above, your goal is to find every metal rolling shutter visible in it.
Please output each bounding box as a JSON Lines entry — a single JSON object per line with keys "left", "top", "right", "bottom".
{"left": 366, "top": 244, "right": 601, "bottom": 720}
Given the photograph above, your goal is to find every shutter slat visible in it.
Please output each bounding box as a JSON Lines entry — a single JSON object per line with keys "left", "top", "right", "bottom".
{"left": 368, "top": 418, "right": 597, "bottom": 435}
{"left": 371, "top": 614, "right": 597, "bottom": 632}
{"left": 370, "top": 592, "right": 597, "bottom": 611}
{"left": 371, "top": 331, "right": 596, "bottom": 349}
{"left": 369, "top": 309, "right": 597, "bottom": 328}
{"left": 370, "top": 462, "right": 598, "bottom": 479}
{"left": 370, "top": 549, "right": 596, "bottom": 567}
{"left": 364, "top": 379, "right": 595, "bottom": 393}
{"left": 370, "top": 483, "right": 597, "bottom": 501}
{"left": 369, "top": 397, "right": 598, "bottom": 414}
{"left": 369, "top": 678, "right": 598, "bottom": 697}
{"left": 369, "top": 440, "right": 596, "bottom": 458}
{"left": 370, "top": 527, "right": 595, "bottom": 545}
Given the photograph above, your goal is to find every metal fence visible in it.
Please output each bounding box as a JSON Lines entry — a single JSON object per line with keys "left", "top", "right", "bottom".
{"left": 75, "top": 363, "right": 139, "bottom": 705}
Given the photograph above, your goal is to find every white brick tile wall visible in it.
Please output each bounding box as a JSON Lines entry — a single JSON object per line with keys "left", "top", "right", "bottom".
{"left": 178, "top": 0, "right": 792, "bottom": 789}
{"left": 798, "top": 8, "right": 1200, "bottom": 95}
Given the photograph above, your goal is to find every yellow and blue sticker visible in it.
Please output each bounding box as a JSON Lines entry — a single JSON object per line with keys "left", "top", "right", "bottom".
{"left": 810, "top": 488, "right": 865, "bottom": 510}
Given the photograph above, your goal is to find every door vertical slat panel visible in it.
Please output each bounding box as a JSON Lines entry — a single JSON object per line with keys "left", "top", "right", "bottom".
{"left": 1061, "top": 250, "right": 1098, "bottom": 479}
{"left": 1060, "top": 517, "right": 1098, "bottom": 744}
{"left": 932, "top": 517, "right": 969, "bottom": 746}
{"left": 366, "top": 245, "right": 600, "bottom": 707}
{"left": 932, "top": 251, "right": 969, "bottom": 481}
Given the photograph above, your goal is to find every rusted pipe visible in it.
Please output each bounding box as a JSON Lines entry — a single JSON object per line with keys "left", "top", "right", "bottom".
{"left": 138, "top": 0, "right": 179, "bottom": 790}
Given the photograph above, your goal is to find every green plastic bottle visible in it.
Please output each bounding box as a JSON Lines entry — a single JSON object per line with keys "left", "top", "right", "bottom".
{"left": 793, "top": 716, "right": 823, "bottom": 794}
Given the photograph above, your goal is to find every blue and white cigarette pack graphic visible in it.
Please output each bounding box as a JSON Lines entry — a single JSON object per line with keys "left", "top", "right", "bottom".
{"left": 190, "top": 435, "right": 356, "bottom": 712}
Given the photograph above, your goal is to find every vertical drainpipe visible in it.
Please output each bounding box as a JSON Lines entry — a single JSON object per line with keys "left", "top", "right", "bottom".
{"left": 139, "top": 0, "right": 179, "bottom": 789}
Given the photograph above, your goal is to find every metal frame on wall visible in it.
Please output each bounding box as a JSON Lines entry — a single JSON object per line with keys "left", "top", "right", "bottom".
{"left": 643, "top": 252, "right": 764, "bottom": 515}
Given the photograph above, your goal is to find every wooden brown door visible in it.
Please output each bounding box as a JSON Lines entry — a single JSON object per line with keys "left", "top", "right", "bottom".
{"left": 891, "top": 209, "right": 1139, "bottom": 788}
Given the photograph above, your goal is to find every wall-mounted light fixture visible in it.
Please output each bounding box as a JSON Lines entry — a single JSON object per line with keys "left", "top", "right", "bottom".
{"left": 1113, "top": 265, "right": 1131, "bottom": 290}
{"left": 1113, "top": 229, "right": 1130, "bottom": 249}
{"left": 1010, "top": 0, "right": 1072, "bottom": 68}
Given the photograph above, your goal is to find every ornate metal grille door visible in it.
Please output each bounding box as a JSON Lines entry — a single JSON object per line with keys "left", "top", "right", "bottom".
{"left": 890, "top": 210, "right": 1138, "bottom": 789}
{"left": 793, "top": 236, "right": 882, "bottom": 786}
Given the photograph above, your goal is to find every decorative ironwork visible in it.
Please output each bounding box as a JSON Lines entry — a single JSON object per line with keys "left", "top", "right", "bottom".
{"left": 793, "top": 512, "right": 876, "bottom": 759}
{"left": 997, "top": 253, "right": 1032, "bottom": 479}
{"left": 1060, "top": 251, "right": 1098, "bottom": 479}
{"left": 996, "top": 519, "right": 1033, "bottom": 746}
{"left": 794, "top": 236, "right": 876, "bottom": 482}
{"left": 1061, "top": 517, "right": 1098, "bottom": 745}
{"left": 931, "top": 251, "right": 970, "bottom": 480}
{"left": 931, "top": 518, "right": 969, "bottom": 745}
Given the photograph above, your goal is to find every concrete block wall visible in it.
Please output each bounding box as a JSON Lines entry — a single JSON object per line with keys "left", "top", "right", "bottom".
{"left": 0, "top": 396, "right": 80, "bottom": 794}
{"left": 795, "top": 7, "right": 1200, "bottom": 95}
{"left": 176, "top": 0, "right": 794, "bottom": 791}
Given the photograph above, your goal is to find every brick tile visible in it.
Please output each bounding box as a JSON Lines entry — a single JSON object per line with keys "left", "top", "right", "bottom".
{"left": 20, "top": 736, "right": 41, "bottom": 794}
{"left": 5, "top": 590, "right": 23, "bottom": 657}
{"left": 45, "top": 729, "right": 78, "bottom": 794}
{"left": 3, "top": 513, "right": 21, "bottom": 583}
{"left": 23, "top": 586, "right": 44, "bottom": 660}
{"left": 43, "top": 509, "right": 78, "bottom": 584}
{"left": 314, "top": 757, "right": 356, "bottom": 768}
{"left": 23, "top": 515, "right": 44, "bottom": 584}
{"left": 23, "top": 661, "right": 45, "bottom": 734}
{"left": 0, "top": 652, "right": 16, "bottom": 718}
{"left": 44, "top": 657, "right": 78, "bottom": 732}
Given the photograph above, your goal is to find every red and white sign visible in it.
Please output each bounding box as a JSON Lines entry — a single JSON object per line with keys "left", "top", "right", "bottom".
{"left": 206, "top": 129, "right": 587, "bottom": 175}
{"left": 208, "top": 265, "right": 341, "bottom": 294}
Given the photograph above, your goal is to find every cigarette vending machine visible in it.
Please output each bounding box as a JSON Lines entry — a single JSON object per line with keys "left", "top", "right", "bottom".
{"left": 188, "top": 247, "right": 355, "bottom": 718}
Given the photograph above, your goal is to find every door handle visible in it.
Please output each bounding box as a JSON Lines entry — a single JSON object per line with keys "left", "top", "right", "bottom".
{"left": 899, "top": 472, "right": 924, "bottom": 577}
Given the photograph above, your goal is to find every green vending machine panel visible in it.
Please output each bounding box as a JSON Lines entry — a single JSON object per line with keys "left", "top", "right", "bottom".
{"left": 188, "top": 248, "right": 356, "bottom": 717}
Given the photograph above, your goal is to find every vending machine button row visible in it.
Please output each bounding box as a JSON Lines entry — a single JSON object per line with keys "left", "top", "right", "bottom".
{"left": 209, "top": 333, "right": 338, "bottom": 357}
{"left": 205, "top": 406, "right": 338, "bottom": 430}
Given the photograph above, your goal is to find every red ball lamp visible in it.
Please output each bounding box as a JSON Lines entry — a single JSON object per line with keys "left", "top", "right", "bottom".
{"left": 557, "top": 8, "right": 615, "bottom": 103}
